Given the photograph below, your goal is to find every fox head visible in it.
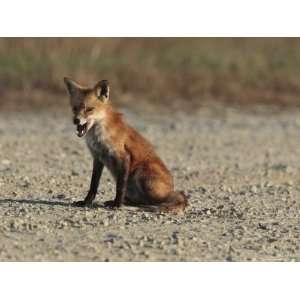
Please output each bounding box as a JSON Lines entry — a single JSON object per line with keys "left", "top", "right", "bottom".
{"left": 64, "top": 78, "right": 110, "bottom": 137}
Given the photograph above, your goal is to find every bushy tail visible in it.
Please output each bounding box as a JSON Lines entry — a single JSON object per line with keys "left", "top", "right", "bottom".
{"left": 158, "top": 191, "right": 188, "bottom": 214}
{"left": 123, "top": 191, "right": 188, "bottom": 214}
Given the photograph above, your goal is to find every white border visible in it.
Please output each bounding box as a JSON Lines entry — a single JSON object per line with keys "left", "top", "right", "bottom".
{"left": 1, "top": 0, "right": 300, "bottom": 36}
{"left": 1, "top": 1, "right": 300, "bottom": 299}
{"left": 0, "top": 263, "right": 299, "bottom": 300}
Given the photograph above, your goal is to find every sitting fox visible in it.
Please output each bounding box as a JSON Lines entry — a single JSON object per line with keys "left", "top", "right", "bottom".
{"left": 64, "top": 78, "right": 188, "bottom": 213}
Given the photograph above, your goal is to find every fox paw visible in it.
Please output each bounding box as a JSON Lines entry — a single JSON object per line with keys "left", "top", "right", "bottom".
{"left": 73, "top": 200, "right": 93, "bottom": 208}
{"left": 104, "top": 200, "right": 120, "bottom": 209}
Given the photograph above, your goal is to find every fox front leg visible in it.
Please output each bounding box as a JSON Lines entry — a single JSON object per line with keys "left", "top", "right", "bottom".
{"left": 104, "top": 151, "right": 131, "bottom": 209}
{"left": 73, "top": 159, "right": 104, "bottom": 207}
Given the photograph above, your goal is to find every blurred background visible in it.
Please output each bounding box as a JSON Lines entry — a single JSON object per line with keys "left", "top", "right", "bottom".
{"left": 1, "top": 37, "right": 300, "bottom": 112}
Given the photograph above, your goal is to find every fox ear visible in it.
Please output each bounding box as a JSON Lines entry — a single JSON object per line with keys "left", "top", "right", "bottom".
{"left": 94, "top": 80, "right": 109, "bottom": 102}
{"left": 63, "top": 77, "right": 84, "bottom": 97}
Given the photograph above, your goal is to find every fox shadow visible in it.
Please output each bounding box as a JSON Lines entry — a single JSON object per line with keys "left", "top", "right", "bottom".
{"left": 0, "top": 198, "right": 107, "bottom": 209}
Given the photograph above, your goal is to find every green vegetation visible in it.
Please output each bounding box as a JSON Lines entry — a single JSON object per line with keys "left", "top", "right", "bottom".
{"left": 1, "top": 38, "right": 300, "bottom": 110}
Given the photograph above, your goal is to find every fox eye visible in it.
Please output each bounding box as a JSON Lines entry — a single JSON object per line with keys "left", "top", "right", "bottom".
{"left": 86, "top": 107, "right": 94, "bottom": 113}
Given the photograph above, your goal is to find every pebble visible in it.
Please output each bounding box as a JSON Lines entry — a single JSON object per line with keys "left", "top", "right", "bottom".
{"left": 143, "top": 213, "right": 150, "bottom": 218}
{"left": 258, "top": 223, "right": 268, "bottom": 230}
{"left": 1, "top": 159, "right": 10, "bottom": 165}
{"left": 20, "top": 180, "right": 30, "bottom": 188}
{"left": 102, "top": 220, "right": 109, "bottom": 227}
{"left": 163, "top": 220, "right": 172, "bottom": 225}
{"left": 250, "top": 186, "right": 257, "bottom": 194}
{"left": 141, "top": 251, "right": 150, "bottom": 258}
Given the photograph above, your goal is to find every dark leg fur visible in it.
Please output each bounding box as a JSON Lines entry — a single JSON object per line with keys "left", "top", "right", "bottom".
{"left": 104, "top": 151, "right": 131, "bottom": 209}
{"left": 73, "top": 159, "right": 104, "bottom": 207}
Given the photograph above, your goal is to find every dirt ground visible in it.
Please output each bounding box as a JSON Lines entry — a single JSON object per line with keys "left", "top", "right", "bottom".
{"left": 1, "top": 104, "right": 300, "bottom": 261}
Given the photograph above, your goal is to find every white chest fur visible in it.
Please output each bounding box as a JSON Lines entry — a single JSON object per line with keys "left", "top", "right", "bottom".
{"left": 85, "top": 124, "right": 120, "bottom": 178}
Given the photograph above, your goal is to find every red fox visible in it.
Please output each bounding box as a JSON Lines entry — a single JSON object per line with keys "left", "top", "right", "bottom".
{"left": 64, "top": 78, "right": 188, "bottom": 213}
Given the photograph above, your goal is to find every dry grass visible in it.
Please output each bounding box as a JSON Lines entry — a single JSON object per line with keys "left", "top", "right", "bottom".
{"left": 1, "top": 38, "right": 300, "bottom": 111}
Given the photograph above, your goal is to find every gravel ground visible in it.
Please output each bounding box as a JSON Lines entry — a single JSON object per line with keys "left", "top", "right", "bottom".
{"left": 1, "top": 105, "right": 300, "bottom": 261}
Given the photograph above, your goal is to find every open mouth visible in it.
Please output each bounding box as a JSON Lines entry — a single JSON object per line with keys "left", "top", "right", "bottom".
{"left": 76, "top": 123, "right": 87, "bottom": 137}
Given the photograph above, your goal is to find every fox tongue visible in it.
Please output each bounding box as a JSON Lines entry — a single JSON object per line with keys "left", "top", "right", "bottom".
{"left": 76, "top": 123, "right": 87, "bottom": 137}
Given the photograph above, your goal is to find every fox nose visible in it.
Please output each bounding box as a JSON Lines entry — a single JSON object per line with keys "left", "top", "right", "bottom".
{"left": 73, "top": 117, "right": 80, "bottom": 125}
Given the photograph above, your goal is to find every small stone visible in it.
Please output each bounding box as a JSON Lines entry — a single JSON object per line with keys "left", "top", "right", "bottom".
{"left": 10, "top": 220, "right": 15, "bottom": 229}
{"left": 102, "top": 220, "right": 109, "bottom": 227}
{"left": 20, "top": 180, "right": 30, "bottom": 188}
{"left": 141, "top": 251, "right": 150, "bottom": 258}
{"left": 71, "top": 170, "right": 79, "bottom": 176}
{"left": 199, "top": 186, "right": 207, "bottom": 193}
{"left": 1, "top": 159, "right": 10, "bottom": 165}
{"left": 226, "top": 255, "right": 233, "bottom": 262}
{"left": 271, "top": 163, "right": 288, "bottom": 172}
{"left": 258, "top": 223, "right": 268, "bottom": 230}
{"left": 50, "top": 179, "right": 56, "bottom": 185}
